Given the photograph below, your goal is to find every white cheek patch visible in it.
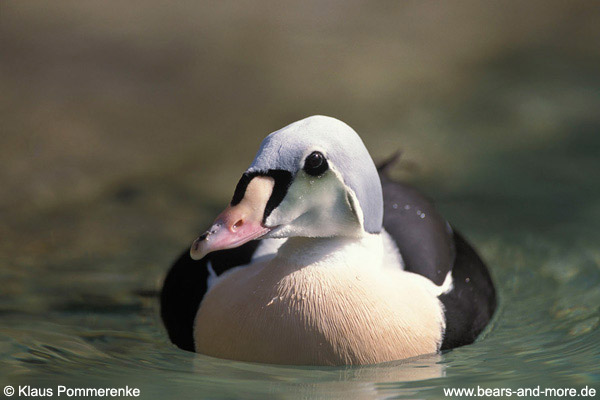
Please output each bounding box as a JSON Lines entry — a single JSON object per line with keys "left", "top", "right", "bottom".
{"left": 265, "top": 169, "right": 364, "bottom": 238}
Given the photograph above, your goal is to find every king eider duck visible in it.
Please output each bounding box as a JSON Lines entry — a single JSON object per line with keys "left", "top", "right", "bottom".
{"left": 161, "top": 115, "right": 496, "bottom": 366}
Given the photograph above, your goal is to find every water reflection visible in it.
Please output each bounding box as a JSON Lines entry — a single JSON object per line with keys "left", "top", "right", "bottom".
{"left": 191, "top": 354, "right": 445, "bottom": 399}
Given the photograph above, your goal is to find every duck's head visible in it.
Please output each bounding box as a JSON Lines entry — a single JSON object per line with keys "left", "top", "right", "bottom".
{"left": 190, "top": 115, "right": 383, "bottom": 260}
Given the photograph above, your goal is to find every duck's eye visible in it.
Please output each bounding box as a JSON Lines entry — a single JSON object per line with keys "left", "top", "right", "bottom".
{"left": 303, "top": 151, "right": 328, "bottom": 176}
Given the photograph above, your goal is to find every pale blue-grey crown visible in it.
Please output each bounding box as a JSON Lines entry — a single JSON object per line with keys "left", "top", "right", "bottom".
{"left": 247, "top": 115, "right": 384, "bottom": 233}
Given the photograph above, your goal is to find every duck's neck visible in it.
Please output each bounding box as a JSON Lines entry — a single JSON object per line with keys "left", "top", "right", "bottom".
{"left": 272, "top": 233, "right": 387, "bottom": 271}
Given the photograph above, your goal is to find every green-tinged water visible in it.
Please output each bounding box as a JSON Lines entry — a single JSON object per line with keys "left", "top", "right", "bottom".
{"left": 2, "top": 157, "right": 598, "bottom": 399}
{"left": 1, "top": 1, "right": 599, "bottom": 399}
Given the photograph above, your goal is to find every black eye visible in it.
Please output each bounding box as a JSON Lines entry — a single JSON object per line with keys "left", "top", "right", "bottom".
{"left": 303, "top": 151, "right": 328, "bottom": 176}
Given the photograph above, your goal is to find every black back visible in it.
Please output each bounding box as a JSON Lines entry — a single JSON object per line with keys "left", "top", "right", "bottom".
{"left": 380, "top": 173, "right": 456, "bottom": 285}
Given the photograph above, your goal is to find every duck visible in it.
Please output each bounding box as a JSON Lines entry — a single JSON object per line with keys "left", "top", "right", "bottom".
{"left": 160, "top": 115, "right": 496, "bottom": 366}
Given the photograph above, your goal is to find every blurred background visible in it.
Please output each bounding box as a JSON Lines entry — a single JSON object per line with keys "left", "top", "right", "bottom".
{"left": 1, "top": 1, "right": 599, "bottom": 398}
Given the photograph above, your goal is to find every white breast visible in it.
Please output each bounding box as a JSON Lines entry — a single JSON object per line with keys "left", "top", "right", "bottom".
{"left": 193, "top": 233, "right": 445, "bottom": 366}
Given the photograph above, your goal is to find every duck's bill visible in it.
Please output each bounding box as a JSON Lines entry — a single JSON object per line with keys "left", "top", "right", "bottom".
{"left": 189, "top": 176, "right": 275, "bottom": 260}
{"left": 189, "top": 214, "right": 272, "bottom": 260}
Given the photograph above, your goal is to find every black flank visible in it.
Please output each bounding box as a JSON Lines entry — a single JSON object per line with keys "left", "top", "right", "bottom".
{"left": 439, "top": 231, "right": 497, "bottom": 350}
{"left": 160, "top": 241, "right": 260, "bottom": 351}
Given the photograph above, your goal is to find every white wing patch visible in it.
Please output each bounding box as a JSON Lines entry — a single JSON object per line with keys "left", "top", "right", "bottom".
{"left": 435, "top": 271, "right": 454, "bottom": 296}
{"left": 206, "top": 261, "right": 218, "bottom": 289}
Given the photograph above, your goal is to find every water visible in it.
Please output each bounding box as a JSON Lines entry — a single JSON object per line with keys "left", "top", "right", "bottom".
{"left": 3, "top": 159, "right": 599, "bottom": 398}
{"left": 1, "top": 1, "right": 599, "bottom": 399}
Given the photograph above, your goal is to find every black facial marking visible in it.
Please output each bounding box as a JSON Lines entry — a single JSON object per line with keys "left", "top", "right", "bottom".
{"left": 303, "top": 151, "right": 328, "bottom": 176}
{"left": 229, "top": 169, "right": 293, "bottom": 222}
{"left": 230, "top": 172, "right": 260, "bottom": 206}
{"left": 262, "top": 169, "right": 293, "bottom": 222}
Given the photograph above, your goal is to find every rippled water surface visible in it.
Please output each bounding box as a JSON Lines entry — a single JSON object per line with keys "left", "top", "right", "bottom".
{"left": 1, "top": 1, "right": 599, "bottom": 399}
